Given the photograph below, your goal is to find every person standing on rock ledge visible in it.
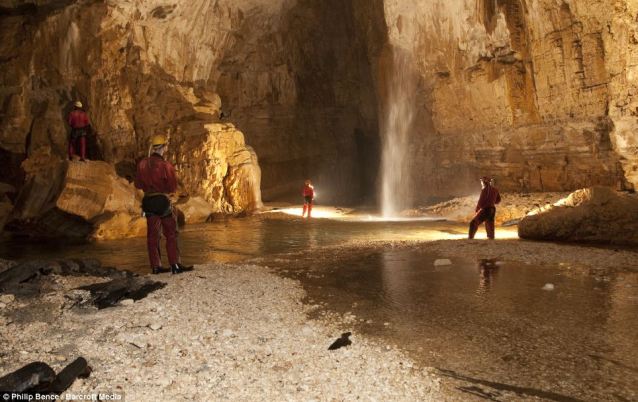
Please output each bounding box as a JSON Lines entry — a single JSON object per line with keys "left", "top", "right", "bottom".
{"left": 67, "top": 101, "right": 91, "bottom": 161}
{"left": 135, "top": 134, "right": 193, "bottom": 275}
{"left": 468, "top": 176, "right": 501, "bottom": 240}
{"left": 302, "top": 179, "right": 315, "bottom": 219}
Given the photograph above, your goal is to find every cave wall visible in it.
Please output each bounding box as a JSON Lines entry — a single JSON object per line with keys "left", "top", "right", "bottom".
{"left": 378, "top": 0, "right": 638, "bottom": 202}
{"left": 216, "top": 0, "right": 384, "bottom": 203}
{"left": 0, "top": 0, "right": 275, "bottom": 232}
{"left": 1, "top": 0, "right": 637, "bottom": 227}
{"left": 0, "top": 0, "right": 384, "bottom": 220}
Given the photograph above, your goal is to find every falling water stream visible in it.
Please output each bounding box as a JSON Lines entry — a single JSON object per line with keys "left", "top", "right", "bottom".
{"left": 380, "top": 50, "right": 418, "bottom": 217}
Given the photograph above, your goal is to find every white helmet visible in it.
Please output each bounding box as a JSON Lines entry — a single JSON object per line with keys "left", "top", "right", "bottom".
{"left": 74, "top": 101, "right": 83, "bottom": 108}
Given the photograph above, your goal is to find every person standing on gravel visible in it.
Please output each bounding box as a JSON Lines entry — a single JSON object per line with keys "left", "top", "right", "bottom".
{"left": 468, "top": 176, "right": 501, "bottom": 240}
{"left": 135, "top": 134, "right": 193, "bottom": 275}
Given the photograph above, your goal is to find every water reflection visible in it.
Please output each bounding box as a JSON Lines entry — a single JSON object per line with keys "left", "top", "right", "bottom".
{"left": 476, "top": 259, "right": 500, "bottom": 296}
{"left": 269, "top": 249, "right": 638, "bottom": 401}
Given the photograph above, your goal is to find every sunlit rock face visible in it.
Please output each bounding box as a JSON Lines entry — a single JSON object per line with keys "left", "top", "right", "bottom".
{"left": 378, "top": 0, "right": 638, "bottom": 203}
{"left": 1, "top": 0, "right": 637, "bottom": 233}
{"left": 0, "top": 0, "right": 265, "bottom": 234}
{"left": 10, "top": 156, "right": 146, "bottom": 240}
{"left": 518, "top": 187, "right": 638, "bottom": 245}
{"left": 0, "top": 0, "right": 379, "bottom": 238}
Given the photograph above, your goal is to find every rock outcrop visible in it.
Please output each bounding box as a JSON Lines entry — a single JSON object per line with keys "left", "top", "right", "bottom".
{"left": 518, "top": 187, "right": 638, "bottom": 245}
{"left": 0, "top": 0, "right": 264, "bottom": 240}
{"left": 12, "top": 157, "right": 146, "bottom": 240}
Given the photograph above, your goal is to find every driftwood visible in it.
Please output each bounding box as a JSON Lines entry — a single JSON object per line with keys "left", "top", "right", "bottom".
{"left": 0, "top": 258, "right": 132, "bottom": 293}
{"left": 0, "top": 260, "right": 44, "bottom": 291}
{"left": 49, "top": 357, "right": 92, "bottom": 394}
{"left": 0, "top": 362, "right": 56, "bottom": 392}
{"left": 0, "top": 358, "right": 91, "bottom": 394}
{"left": 78, "top": 277, "right": 166, "bottom": 309}
{"left": 0, "top": 258, "right": 162, "bottom": 308}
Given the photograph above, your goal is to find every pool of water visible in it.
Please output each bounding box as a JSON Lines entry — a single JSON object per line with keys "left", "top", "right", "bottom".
{"left": 267, "top": 249, "right": 638, "bottom": 401}
{"left": 0, "top": 215, "right": 480, "bottom": 273}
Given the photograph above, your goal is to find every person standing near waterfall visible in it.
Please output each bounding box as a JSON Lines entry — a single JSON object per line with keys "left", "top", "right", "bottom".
{"left": 468, "top": 176, "right": 501, "bottom": 240}
{"left": 67, "top": 101, "right": 91, "bottom": 161}
{"left": 302, "top": 179, "right": 315, "bottom": 219}
{"left": 135, "top": 134, "right": 193, "bottom": 275}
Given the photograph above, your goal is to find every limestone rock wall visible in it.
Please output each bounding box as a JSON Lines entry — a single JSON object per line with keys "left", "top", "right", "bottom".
{"left": 0, "top": 0, "right": 268, "bottom": 237}
{"left": 377, "top": 0, "right": 638, "bottom": 202}
{"left": 1, "top": 0, "right": 638, "bottom": 229}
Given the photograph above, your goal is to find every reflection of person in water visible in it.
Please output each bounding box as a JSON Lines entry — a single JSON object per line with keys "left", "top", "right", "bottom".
{"left": 477, "top": 259, "right": 499, "bottom": 295}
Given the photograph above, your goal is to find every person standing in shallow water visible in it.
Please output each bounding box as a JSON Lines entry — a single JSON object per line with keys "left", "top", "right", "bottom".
{"left": 302, "top": 179, "right": 314, "bottom": 219}
{"left": 135, "top": 134, "right": 193, "bottom": 275}
{"left": 67, "top": 101, "right": 91, "bottom": 161}
{"left": 469, "top": 176, "right": 501, "bottom": 240}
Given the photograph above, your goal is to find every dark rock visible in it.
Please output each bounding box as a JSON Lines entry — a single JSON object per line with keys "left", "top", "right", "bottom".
{"left": 77, "top": 277, "right": 166, "bottom": 309}
{"left": 328, "top": 332, "right": 352, "bottom": 350}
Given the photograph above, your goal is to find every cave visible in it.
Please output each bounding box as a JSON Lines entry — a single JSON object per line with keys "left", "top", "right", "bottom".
{"left": 0, "top": 1, "right": 637, "bottom": 401}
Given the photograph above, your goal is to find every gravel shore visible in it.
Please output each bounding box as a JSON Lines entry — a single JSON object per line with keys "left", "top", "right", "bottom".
{"left": 0, "top": 264, "right": 440, "bottom": 401}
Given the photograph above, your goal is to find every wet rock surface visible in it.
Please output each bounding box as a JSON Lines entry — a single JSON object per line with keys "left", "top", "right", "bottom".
{"left": 518, "top": 186, "right": 638, "bottom": 245}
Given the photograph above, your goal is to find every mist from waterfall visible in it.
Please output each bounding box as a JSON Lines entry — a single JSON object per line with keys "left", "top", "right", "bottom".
{"left": 380, "top": 50, "right": 418, "bottom": 217}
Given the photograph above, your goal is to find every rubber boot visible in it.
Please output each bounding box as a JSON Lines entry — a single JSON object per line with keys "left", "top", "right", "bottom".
{"left": 152, "top": 267, "right": 169, "bottom": 274}
{"left": 486, "top": 220, "right": 495, "bottom": 240}
{"left": 302, "top": 204, "right": 307, "bottom": 217}
{"left": 307, "top": 203, "right": 312, "bottom": 219}
{"left": 171, "top": 263, "right": 194, "bottom": 275}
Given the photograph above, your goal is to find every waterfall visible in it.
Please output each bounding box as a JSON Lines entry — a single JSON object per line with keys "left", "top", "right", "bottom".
{"left": 59, "top": 20, "right": 80, "bottom": 77}
{"left": 380, "top": 50, "right": 418, "bottom": 217}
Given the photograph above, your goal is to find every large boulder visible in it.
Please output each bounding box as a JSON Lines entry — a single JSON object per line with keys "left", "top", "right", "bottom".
{"left": 518, "top": 187, "right": 638, "bottom": 245}
{"left": 175, "top": 123, "right": 262, "bottom": 214}
{"left": 175, "top": 196, "right": 214, "bottom": 224}
{"left": 11, "top": 153, "right": 146, "bottom": 240}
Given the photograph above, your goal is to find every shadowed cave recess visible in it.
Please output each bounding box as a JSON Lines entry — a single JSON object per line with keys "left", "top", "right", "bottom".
{"left": 1, "top": 0, "right": 637, "bottom": 238}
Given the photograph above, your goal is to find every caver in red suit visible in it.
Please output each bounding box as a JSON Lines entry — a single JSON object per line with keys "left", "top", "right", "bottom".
{"left": 68, "top": 101, "right": 90, "bottom": 161}
{"left": 302, "top": 180, "right": 315, "bottom": 218}
{"left": 135, "top": 135, "right": 192, "bottom": 274}
{"left": 468, "top": 176, "right": 501, "bottom": 240}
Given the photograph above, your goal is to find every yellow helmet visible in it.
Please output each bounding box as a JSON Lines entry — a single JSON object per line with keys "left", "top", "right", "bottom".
{"left": 74, "top": 101, "right": 83, "bottom": 108}
{"left": 151, "top": 134, "right": 168, "bottom": 146}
